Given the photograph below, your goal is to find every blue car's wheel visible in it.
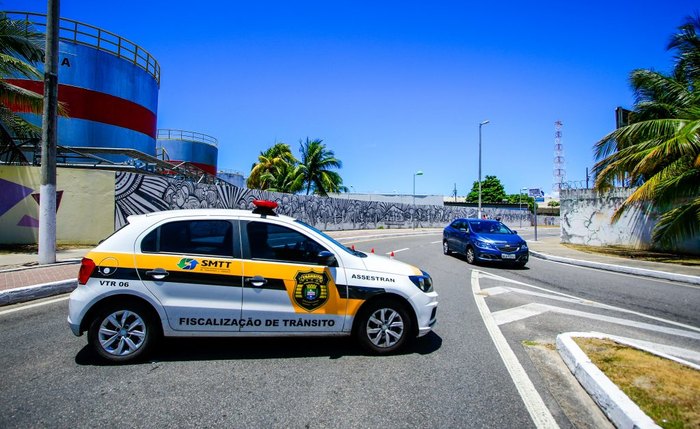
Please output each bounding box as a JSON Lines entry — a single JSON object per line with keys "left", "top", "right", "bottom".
{"left": 465, "top": 246, "right": 476, "bottom": 264}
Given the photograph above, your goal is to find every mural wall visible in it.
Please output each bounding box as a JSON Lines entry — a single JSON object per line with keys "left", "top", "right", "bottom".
{"left": 0, "top": 166, "right": 115, "bottom": 245}
{"left": 0, "top": 167, "right": 533, "bottom": 245}
{"left": 114, "top": 171, "right": 528, "bottom": 231}
{"left": 560, "top": 188, "right": 699, "bottom": 254}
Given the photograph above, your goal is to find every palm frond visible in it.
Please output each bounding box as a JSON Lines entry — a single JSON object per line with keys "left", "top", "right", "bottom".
{"left": 651, "top": 197, "right": 700, "bottom": 247}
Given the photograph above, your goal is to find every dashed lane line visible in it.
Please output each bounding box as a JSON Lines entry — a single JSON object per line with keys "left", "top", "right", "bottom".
{"left": 471, "top": 270, "right": 559, "bottom": 429}
{"left": 386, "top": 248, "right": 409, "bottom": 255}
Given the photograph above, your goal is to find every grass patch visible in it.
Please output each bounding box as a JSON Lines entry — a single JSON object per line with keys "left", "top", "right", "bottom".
{"left": 562, "top": 243, "right": 700, "bottom": 266}
{"left": 575, "top": 337, "right": 700, "bottom": 429}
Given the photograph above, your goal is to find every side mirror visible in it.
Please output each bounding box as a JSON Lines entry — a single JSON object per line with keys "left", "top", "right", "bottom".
{"left": 512, "top": 230, "right": 517, "bottom": 235}
{"left": 318, "top": 251, "right": 338, "bottom": 267}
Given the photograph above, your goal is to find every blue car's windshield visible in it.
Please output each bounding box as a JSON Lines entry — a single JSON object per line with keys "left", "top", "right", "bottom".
{"left": 468, "top": 220, "right": 513, "bottom": 234}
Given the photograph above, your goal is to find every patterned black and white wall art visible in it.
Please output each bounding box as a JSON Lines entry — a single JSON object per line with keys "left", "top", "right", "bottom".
{"left": 115, "top": 171, "right": 531, "bottom": 230}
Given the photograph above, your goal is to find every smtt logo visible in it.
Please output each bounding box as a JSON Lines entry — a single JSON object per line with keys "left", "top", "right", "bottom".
{"left": 177, "top": 258, "right": 199, "bottom": 270}
{"left": 294, "top": 271, "right": 329, "bottom": 311}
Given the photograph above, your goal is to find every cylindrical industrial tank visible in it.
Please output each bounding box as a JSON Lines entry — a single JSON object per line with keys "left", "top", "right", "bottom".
{"left": 157, "top": 129, "right": 218, "bottom": 175}
{"left": 5, "top": 12, "right": 159, "bottom": 161}
{"left": 217, "top": 170, "right": 245, "bottom": 188}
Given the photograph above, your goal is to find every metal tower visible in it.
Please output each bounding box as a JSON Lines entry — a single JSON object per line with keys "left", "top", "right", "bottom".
{"left": 553, "top": 120, "right": 565, "bottom": 193}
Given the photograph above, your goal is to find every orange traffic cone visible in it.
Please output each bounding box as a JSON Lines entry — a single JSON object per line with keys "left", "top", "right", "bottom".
{"left": 371, "top": 248, "right": 375, "bottom": 253}
{"left": 390, "top": 251, "right": 395, "bottom": 258}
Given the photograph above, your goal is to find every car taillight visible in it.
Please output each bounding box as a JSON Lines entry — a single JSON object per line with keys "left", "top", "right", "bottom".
{"left": 78, "top": 257, "right": 96, "bottom": 285}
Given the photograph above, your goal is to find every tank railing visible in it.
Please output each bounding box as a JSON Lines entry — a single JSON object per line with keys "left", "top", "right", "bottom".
{"left": 157, "top": 129, "right": 218, "bottom": 147}
{"left": 7, "top": 11, "right": 160, "bottom": 86}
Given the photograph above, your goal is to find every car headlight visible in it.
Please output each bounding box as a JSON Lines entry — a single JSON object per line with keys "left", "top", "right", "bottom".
{"left": 521, "top": 243, "right": 528, "bottom": 250}
{"left": 474, "top": 239, "right": 495, "bottom": 250}
{"left": 409, "top": 271, "right": 433, "bottom": 293}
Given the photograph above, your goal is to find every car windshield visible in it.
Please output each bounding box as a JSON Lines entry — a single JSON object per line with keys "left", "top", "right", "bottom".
{"left": 468, "top": 220, "right": 513, "bottom": 234}
{"left": 294, "top": 220, "right": 367, "bottom": 257}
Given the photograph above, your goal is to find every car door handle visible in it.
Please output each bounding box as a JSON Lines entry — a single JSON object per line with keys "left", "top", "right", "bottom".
{"left": 146, "top": 268, "right": 169, "bottom": 280}
{"left": 246, "top": 275, "right": 267, "bottom": 287}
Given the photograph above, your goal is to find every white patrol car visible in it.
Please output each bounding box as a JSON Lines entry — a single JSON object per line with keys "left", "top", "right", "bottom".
{"left": 68, "top": 200, "right": 438, "bottom": 362}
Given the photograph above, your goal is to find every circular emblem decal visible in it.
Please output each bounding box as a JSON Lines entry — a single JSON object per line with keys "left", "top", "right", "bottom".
{"left": 294, "top": 271, "right": 330, "bottom": 312}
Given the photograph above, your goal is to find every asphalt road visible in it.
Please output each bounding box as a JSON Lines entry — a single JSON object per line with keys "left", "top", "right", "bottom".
{"left": 2, "top": 232, "right": 698, "bottom": 428}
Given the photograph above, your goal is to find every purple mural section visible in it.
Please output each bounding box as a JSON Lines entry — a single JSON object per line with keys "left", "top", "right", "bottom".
{"left": 114, "top": 171, "right": 526, "bottom": 231}
{"left": 0, "top": 178, "right": 33, "bottom": 218}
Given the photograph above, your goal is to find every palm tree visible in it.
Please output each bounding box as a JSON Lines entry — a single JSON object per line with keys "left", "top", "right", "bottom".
{"left": 593, "top": 14, "right": 700, "bottom": 248}
{"left": 297, "top": 138, "right": 345, "bottom": 196}
{"left": 247, "top": 142, "right": 303, "bottom": 193}
{"left": 0, "top": 12, "right": 45, "bottom": 143}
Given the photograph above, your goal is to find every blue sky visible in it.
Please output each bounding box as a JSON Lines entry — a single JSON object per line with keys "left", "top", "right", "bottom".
{"left": 6, "top": 1, "right": 698, "bottom": 197}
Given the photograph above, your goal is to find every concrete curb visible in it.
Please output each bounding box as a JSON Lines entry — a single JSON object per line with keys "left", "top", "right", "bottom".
{"left": 530, "top": 250, "right": 700, "bottom": 285}
{"left": 0, "top": 260, "right": 81, "bottom": 274}
{"left": 0, "top": 280, "right": 77, "bottom": 306}
{"left": 556, "top": 332, "right": 660, "bottom": 429}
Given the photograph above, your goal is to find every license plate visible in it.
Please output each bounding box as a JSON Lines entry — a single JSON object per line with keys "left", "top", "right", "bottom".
{"left": 501, "top": 253, "right": 516, "bottom": 259}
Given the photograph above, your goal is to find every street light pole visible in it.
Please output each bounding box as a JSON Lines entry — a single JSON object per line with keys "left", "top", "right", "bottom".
{"left": 519, "top": 187, "right": 527, "bottom": 228}
{"left": 478, "top": 120, "right": 489, "bottom": 219}
{"left": 39, "top": 0, "right": 60, "bottom": 265}
{"left": 412, "top": 170, "right": 423, "bottom": 228}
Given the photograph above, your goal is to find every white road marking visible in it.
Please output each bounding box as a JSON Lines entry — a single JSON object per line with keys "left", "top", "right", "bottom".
{"left": 492, "top": 303, "right": 550, "bottom": 325}
{"left": 471, "top": 270, "right": 559, "bottom": 429}
{"left": 491, "top": 302, "right": 700, "bottom": 340}
{"left": 0, "top": 296, "right": 69, "bottom": 316}
{"left": 430, "top": 240, "right": 442, "bottom": 244}
{"left": 476, "top": 269, "right": 700, "bottom": 333}
{"left": 386, "top": 248, "right": 409, "bottom": 255}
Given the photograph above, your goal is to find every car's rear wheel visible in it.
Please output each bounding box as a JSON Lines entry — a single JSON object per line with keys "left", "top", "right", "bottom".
{"left": 465, "top": 246, "right": 476, "bottom": 264}
{"left": 442, "top": 240, "right": 451, "bottom": 255}
{"left": 356, "top": 299, "right": 412, "bottom": 354}
{"left": 88, "top": 302, "right": 157, "bottom": 363}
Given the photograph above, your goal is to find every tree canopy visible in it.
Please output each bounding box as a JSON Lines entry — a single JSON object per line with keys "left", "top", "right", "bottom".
{"left": 593, "top": 13, "right": 700, "bottom": 248}
{"left": 0, "top": 13, "right": 45, "bottom": 143}
{"left": 247, "top": 138, "right": 346, "bottom": 196}
{"left": 466, "top": 175, "right": 507, "bottom": 203}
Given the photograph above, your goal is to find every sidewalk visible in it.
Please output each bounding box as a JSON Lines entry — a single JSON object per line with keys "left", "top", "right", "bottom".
{"left": 1, "top": 228, "right": 698, "bottom": 306}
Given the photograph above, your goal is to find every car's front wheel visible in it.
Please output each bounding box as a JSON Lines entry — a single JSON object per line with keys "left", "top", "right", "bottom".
{"left": 442, "top": 240, "right": 451, "bottom": 255}
{"left": 88, "top": 302, "right": 157, "bottom": 363}
{"left": 356, "top": 299, "right": 412, "bottom": 354}
{"left": 465, "top": 246, "right": 476, "bottom": 264}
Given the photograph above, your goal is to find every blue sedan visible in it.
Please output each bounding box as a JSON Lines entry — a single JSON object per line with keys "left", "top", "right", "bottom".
{"left": 443, "top": 218, "right": 529, "bottom": 267}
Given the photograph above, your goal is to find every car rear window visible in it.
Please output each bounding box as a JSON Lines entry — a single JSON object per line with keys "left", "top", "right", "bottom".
{"left": 141, "top": 220, "right": 234, "bottom": 257}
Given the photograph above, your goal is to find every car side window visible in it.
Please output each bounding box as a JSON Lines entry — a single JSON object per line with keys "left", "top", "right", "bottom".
{"left": 246, "top": 221, "right": 328, "bottom": 265}
{"left": 141, "top": 220, "right": 234, "bottom": 258}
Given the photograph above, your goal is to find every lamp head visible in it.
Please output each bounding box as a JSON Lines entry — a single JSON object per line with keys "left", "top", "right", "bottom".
{"left": 415, "top": 170, "right": 424, "bottom": 176}
{"left": 480, "top": 120, "right": 490, "bottom": 126}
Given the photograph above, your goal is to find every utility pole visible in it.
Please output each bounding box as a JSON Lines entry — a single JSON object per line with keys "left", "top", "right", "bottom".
{"left": 39, "top": 0, "right": 60, "bottom": 264}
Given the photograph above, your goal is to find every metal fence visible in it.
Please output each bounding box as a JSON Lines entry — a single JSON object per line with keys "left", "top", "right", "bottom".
{"left": 7, "top": 11, "right": 160, "bottom": 85}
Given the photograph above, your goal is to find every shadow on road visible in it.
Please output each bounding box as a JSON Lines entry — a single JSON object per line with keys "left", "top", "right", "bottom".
{"left": 74, "top": 332, "right": 443, "bottom": 366}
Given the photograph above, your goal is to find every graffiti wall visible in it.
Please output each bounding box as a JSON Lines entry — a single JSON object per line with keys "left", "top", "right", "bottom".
{"left": 560, "top": 188, "right": 699, "bottom": 254}
{"left": 0, "top": 167, "right": 532, "bottom": 245}
{"left": 0, "top": 166, "right": 115, "bottom": 245}
{"left": 114, "top": 171, "right": 508, "bottom": 230}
